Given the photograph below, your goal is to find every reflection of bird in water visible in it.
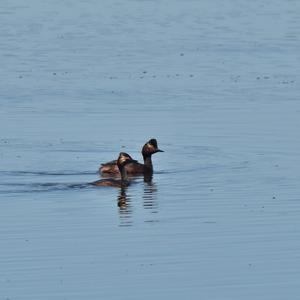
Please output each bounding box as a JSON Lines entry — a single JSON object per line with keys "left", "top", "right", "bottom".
{"left": 118, "top": 187, "right": 128, "bottom": 208}
{"left": 118, "top": 187, "right": 133, "bottom": 227}
{"left": 117, "top": 174, "right": 159, "bottom": 226}
{"left": 143, "top": 176, "right": 158, "bottom": 213}
{"left": 99, "top": 138, "right": 163, "bottom": 176}
{"left": 91, "top": 153, "right": 136, "bottom": 187}
{"left": 143, "top": 172, "right": 153, "bottom": 184}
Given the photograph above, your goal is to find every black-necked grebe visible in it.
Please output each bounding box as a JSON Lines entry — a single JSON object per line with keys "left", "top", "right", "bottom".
{"left": 92, "top": 152, "right": 137, "bottom": 187}
{"left": 99, "top": 138, "right": 163, "bottom": 176}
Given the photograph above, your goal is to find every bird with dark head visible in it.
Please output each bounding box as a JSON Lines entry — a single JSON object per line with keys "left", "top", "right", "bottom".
{"left": 99, "top": 138, "right": 163, "bottom": 176}
{"left": 91, "top": 152, "right": 137, "bottom": 187}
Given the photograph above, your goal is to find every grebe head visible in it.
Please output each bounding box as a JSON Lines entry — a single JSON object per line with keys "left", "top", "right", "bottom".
{"left": 117, "top": 152, "right": 137, "bottom": 169}
{"left": 142, "top": 138, "right": 164, "bottom": 157}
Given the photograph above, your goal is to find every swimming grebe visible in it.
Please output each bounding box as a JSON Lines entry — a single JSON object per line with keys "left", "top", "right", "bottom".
{"left": 99, "top": 138, "right": 163, "bottom": 176}
{"left": 91, "top": 152, "right": 137, "bottom": 187}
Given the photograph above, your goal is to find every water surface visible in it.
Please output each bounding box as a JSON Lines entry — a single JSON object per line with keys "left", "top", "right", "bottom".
{"left": 1, "top": 0, "right": 300, "bottom": 299}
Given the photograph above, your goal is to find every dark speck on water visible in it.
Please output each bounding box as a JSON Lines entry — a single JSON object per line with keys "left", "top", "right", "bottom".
{"left": 1, "top": 0, "right": 300, "bottom": 299}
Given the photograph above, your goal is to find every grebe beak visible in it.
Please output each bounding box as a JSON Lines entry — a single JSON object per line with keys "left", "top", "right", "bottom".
{"left": 155, "top": 149, "right": 164, "bottom": 153}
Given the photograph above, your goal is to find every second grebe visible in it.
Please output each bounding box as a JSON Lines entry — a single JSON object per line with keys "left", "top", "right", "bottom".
{"left": 91, "top": 152, "right": 137, "bottom": 187}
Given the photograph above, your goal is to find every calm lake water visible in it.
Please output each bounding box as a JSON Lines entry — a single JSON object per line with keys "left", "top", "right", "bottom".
{"left": 1, "top": 0, "right": 300, "bottom": 299}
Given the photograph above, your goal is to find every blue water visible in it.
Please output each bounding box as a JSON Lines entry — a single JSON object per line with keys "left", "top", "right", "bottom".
{"left": 1, "top": 0, "right": 300, "bottom": 299}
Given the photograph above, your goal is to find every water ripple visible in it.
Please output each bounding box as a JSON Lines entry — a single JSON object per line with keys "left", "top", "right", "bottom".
{"left": 0, "top": 170, "right": 96, "bottom": 176}
{"left": 0, "top": 182, "right": 92, "bottom": 194}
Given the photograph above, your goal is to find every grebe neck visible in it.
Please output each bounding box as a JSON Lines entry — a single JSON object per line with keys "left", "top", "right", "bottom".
{"left": 120, "top": 166, "right": 128, "bottom": 182}
{"left": 143, "top": 155, "right": 153, "bottom": 172}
